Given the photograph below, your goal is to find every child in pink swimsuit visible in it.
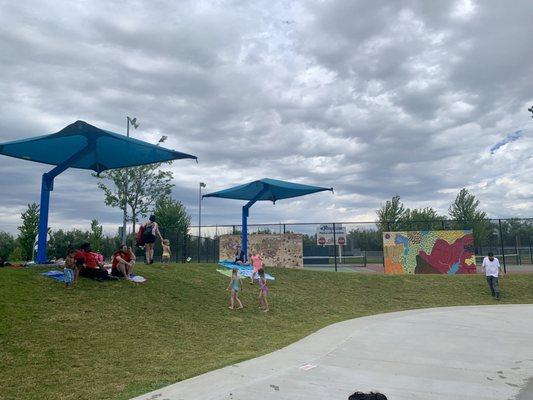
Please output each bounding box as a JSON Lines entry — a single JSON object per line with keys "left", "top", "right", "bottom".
{"left": 258, "top": 269, "right": 269, "bottom": 312}
{"left": 250, "top": 251, "right": 263, "bottom": 284}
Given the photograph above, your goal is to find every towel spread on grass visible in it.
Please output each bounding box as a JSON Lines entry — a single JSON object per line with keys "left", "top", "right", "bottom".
{"left": 41, "top": 270, "right": 146, "bottom": 283}
{"left": 217, "top": 260, "right": 275, "bottom": 280}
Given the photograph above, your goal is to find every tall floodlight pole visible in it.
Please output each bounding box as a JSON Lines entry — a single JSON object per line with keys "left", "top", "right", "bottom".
{"left": 198, "top": 182, "right": 206, "bottom": 262}
{"left": 122, "top": 116, "right": 140, "bottom": 244}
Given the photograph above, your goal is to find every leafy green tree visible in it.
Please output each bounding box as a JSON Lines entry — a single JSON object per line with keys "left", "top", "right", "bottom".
{"left": 48, "top": 229, "right": 90, "bottom": 259}
{"left": 347, "top": 228, "right": 383, "bottom": 251}
{"left": 405, "top": 207, "right": 446, "bottom": 230}
{"left": 154, "top": 196, "right": 191, "bottom": 236}
{"left": 448, "top": 188, "right": 492, "bottom": 246}
{"left": 376, "top": 195, "right": 409, "bottom": 231}
{"left": 18, "top": 203, "right": 40, "bottom": 261}
{"left": 0, "top": 231, "right": 15, "bottom": 261}
{"left": 95, "top": 164, "right": 174, "bottom": 245}
{"left": 88, "top": 219, "right": 104, "bottom": 252}
{"left": 9, "top": 246, "right": 24, "bottom": 262}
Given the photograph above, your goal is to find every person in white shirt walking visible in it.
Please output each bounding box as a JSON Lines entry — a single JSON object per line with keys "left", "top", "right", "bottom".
{"left": 482, "top": 252, "right": 504, "bottom": 300}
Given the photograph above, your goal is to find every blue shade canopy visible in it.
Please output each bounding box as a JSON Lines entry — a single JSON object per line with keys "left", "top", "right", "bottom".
{"left": 203, "top": 178, "right": 333, "bottom": 202}
{"left": 0, "top": 120, "right": 197, "bottom": 173}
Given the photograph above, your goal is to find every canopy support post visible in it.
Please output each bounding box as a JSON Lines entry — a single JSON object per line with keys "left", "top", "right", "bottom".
{"left": 35, "top": 143, "right": 94, "bottom": 263}
{"left": 241, "top": 185, "right": 269, "bottom": 262}
{"left": 242, "top": 201, "right": 254, "bottom": 263}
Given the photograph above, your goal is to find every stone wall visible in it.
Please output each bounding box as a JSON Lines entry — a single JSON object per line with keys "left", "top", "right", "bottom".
{"left": 219, "top": 233, "right": 303, "bottom": 268}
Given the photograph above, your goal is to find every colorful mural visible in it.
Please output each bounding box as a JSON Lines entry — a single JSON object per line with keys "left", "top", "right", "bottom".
{"left": 383, "top": 230, "right": 476, "bottom": 275}
{"left": 219, "top": 233, "right": 303, "bottom": 268}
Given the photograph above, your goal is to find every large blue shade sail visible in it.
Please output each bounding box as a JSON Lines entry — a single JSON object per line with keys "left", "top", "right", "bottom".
{"left": 203, "top": 178, "right": 333, "bottom": 203}
{"left": 0, "top": 120, "right": 197, "bottom": 263}
{"left": 203, "top": 178, "right": 333, "bottom": 261}
{"left": 0, "top": 120, "right": 196, "bottom": 173}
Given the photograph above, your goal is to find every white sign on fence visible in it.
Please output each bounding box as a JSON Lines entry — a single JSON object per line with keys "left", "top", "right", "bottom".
{"left": 316, "top": 224, "right": 347, "bottom": 246}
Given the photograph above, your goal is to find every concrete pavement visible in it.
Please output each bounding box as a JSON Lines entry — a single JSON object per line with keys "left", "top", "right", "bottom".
{"left": 132, "top": 305, "right": 533, "bottom": 400}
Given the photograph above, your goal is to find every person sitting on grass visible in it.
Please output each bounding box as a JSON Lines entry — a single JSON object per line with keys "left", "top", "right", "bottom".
{"left": 226, "top": 267, "right": 244, "bottom": 310}
{"left": 258, "top": 268, "right": 269, "bottom": 312}
{"left": 64, "top": 248, "right": 77, "bottom": 289}
{"left": 75, "top": 242, "right": 113, "bottom": 280}
{"left": 111, "top": 245, "right": 136, "bottom": 280}
{"left": 234, "top": 245, "right": 245, "bottom": 264}
{"left": 162, "top": 239, "right": 171, "bottom": 264}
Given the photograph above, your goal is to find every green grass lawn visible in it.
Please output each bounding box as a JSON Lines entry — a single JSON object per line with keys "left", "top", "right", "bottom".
{"left": 1, "top": 264, "right": 532, "bottom": 400}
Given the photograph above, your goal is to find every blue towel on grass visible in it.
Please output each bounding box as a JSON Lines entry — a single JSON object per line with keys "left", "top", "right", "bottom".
{"left": 218, "top": 260, "right": 275, "bottom": 280}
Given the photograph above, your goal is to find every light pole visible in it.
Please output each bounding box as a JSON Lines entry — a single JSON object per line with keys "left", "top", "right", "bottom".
{"left": 121, "top": 116, "right": 140, "bottom": 244}
{"left": 126, "top": 116, "right": 139, "bottom": 137}
{"left": 198, "top": 182, "right": 206, "bottom": 262}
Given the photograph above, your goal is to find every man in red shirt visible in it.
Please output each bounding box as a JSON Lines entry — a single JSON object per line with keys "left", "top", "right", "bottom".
{"left": 76, "top": 243, "right": 112, "bottom": 280}
{"left": 111, "top": 245, "right": 136, "bottom": 279}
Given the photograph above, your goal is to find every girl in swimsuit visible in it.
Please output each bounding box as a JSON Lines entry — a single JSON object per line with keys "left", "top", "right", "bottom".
{"left": 226, "top": 268, "right": 244, "bottom": 310}
{"left": 258, "top": 269, "right": 269, "bottom": 312}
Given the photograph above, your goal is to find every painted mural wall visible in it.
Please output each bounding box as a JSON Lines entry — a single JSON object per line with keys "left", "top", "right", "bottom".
{"left": 383, "top": 230, "right": 476, "bottom": 274}
{"left": 219, "top": 233, "right": 303, "bottom": 268}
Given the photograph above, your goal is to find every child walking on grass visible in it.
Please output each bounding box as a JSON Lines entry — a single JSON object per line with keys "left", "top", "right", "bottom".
{"left": 162, "top": 239, "right": 171, "bottom": 264}
{"left": 226, "top": 268, "right": 244, "bottom": 310}
{"left": 64, "top": 248, "right": 77, "bottom": 289}
{"left": 258, "top": 269, "right": 269, "bottom": 312}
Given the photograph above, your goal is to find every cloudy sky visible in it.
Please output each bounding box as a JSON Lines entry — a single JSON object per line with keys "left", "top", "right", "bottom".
{"left": 0, "top": 0, "right": 532, "bottom": 235}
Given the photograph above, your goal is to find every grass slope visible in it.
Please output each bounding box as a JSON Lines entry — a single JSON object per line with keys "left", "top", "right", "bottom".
{"left": 1, "top": 264, "right": 532, "bottom": 400}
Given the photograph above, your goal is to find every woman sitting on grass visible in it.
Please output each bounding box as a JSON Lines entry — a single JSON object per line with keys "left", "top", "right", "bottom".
{"left": 111, "top": 245, "right": 136, "bottom": 280}
{"left": 76, "top": 243, "right": 113, "bottom": 280}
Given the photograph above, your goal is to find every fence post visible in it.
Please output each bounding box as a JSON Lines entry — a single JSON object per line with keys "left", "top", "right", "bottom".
{"left": 498, "top": 219, "right": 507, "bottom": 273}
{"left": 232, "top": 225, "right": 236, "bottom": 235}
{"left": 333, "top": 223, "right": 338, "bottom": 272}
{"left": 283, "top": 224, "right": 286, "bottom": 234}
{"left": 441, "top": 220, "right": 445, "bottom": 230}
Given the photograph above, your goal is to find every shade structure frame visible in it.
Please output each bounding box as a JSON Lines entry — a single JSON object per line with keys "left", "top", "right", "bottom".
{"left": 0, "top": 120, "right": 197, "bottom": 263}
{"left": 203, "top": 178, "right": 333, "bottom": 260}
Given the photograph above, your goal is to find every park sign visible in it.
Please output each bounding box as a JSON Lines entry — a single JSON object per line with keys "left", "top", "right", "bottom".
{"left": 316, "top": 224, "right": 347, "bottom": 246}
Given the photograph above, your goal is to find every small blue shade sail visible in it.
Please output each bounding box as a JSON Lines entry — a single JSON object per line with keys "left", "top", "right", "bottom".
{"left": 203, "top": 178, "right": 333, "bottom": 262}
{"left": 203, "top": 178, "right": 333, "bottom": 203}
{"left": 0, "top": 120, "right": 197, "bottom": 173}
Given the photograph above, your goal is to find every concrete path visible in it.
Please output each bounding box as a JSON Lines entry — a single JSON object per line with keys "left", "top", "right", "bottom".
{"left": 133, "top": 305, "right": 533, "bottom": 400}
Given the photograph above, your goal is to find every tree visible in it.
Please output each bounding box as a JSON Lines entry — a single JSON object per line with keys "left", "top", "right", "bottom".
{"left": 0, "top": 231, "right": 15, "bottom": 261}
{"left": 448, "top": 188, "right": 492, "bottom": 246}
{"left": 376, "top": 195, "right": 409, "bottom": 231}
{"left": 154, "top": 196, "right": 191, "bottom": 261}
{"left": 17, "top": 203, "right": 40, "bottom": 261}
{"left": 405, "top": 207, "right": 446, "bottom": 230}
{"left": 154, "top": 196, "right": 191, "bottom": 238}
{"left": 48, "top": 229, "right": 90, "bottom": 259}
{"left": 95, "top": 164, "right": 174, "bottom": 245}
{"left": 448, "top": 188, "right": 487, "bottom": 221}
{"left": 88, "top": 219, "right": 104, "bottom": 252}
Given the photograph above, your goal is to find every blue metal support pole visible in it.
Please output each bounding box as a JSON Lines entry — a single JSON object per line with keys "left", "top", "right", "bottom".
{"left": 241, "top": 185, "right": 269, "bottom": 263}
{"left": 35, "top": 143, "right": 94, "bottom": 263}
{"left": 36, "top": 174, "right": 53, "bottom": 263}
{"left": 242, "top": 204, "right": 250, "bottom": 262}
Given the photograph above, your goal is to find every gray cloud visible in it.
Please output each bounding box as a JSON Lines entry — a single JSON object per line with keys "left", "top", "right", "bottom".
{"left": 0, "top": 0, "right": 532, "bottom": 236}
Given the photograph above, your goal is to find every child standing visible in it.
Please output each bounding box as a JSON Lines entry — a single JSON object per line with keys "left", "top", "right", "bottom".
{"left": 250, "top": 250, "right": 263, "bottom": 284}
{"left": 162, "top": 239, "right": 171, "bottom": 264}
{"left": 226, "top": 268, "right": 244, "bottom": 310}
{"left": 258, "top": 269, "right": 269, "bottom": 312}
{"left": 64, "top": 249, "right": 77, "bottom": 289}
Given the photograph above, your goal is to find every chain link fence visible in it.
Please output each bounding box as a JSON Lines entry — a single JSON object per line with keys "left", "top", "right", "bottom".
{"left": 173, "top": 218, "right": 533, "bottom": 273}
